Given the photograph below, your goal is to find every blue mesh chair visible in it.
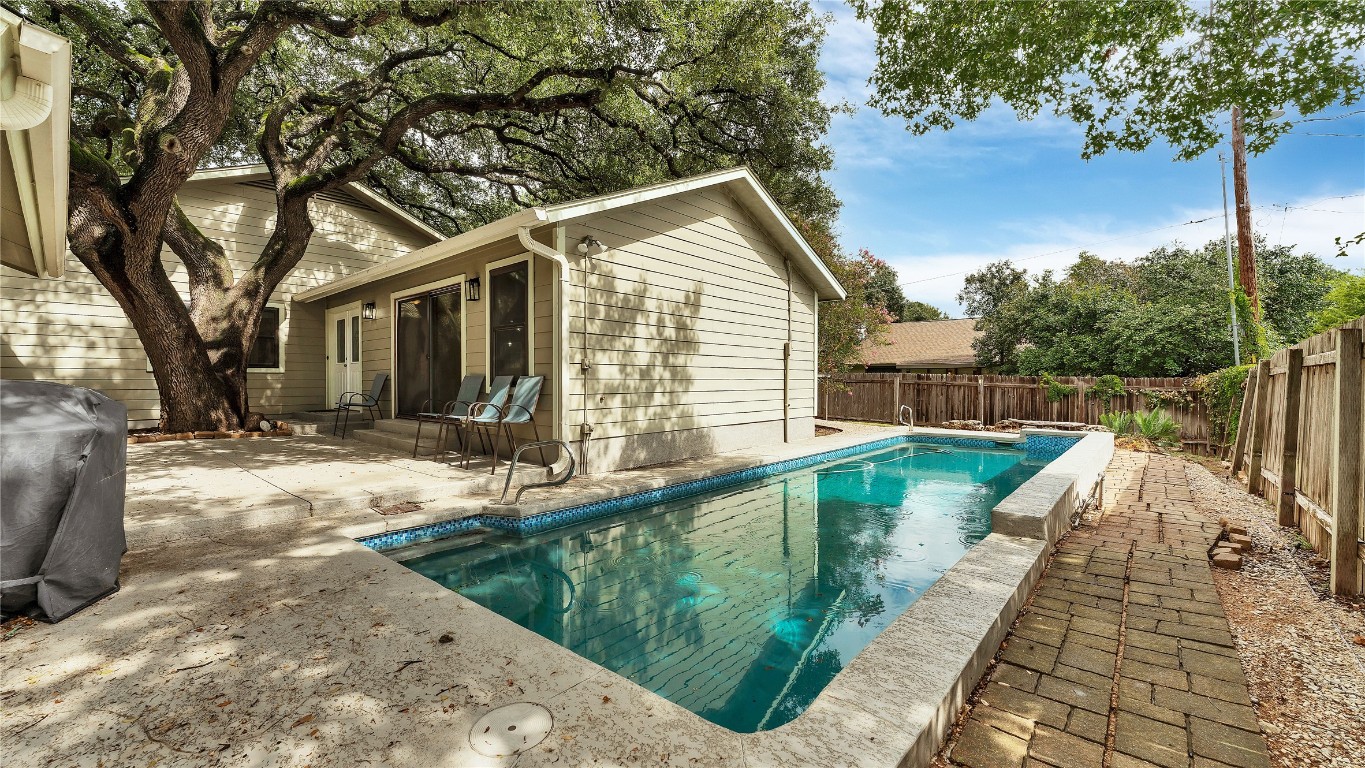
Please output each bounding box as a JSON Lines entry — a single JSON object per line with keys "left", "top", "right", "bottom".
{"left": 412, "top": 373, "right": 485, "bottom": 460}
{"left": 462, "top": 375, "right": 545, "bottom": 474}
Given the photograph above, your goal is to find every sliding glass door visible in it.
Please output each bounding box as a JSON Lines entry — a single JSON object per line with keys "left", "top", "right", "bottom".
{"left": 395, "top": 285, "right": 463, "bottom": 417}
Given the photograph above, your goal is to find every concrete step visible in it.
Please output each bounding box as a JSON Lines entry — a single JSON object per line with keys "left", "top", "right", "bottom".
{"left": 349, "top": 428, "right": 448, "bottom": 456}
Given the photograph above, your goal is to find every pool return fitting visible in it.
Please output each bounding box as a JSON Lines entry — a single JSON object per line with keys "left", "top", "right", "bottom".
{"left": 498, "top": 439, "right": 576, "bottom": 505}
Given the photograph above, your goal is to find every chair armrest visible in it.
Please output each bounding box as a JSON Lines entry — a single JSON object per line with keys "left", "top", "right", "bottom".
{"left": 504, "top": 403, "right": 535, "bottom": 421}
{"left": 469, "top": 401, "right": 505, "bottom": 422}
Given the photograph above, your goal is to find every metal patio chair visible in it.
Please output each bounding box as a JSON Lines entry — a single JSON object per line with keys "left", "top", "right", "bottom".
{"left": 412, "top": 373, "right": 485, "bottom": 461}
{"left": 462, "top": 375, "right": 546, "bottom": 475}
{"left": 332, "top": 372, "right": 387, "bottom": 438}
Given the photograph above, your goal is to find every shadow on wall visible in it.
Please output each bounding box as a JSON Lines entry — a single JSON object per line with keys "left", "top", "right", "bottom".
{"left": 575, "top": 255, "right": 714, "bottom": 473}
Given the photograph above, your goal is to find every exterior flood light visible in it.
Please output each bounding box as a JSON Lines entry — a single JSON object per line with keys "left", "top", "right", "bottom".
{"left": 361, "top": 302, "right": 376, "bottom": 320}
{"left": 577, "top": 236, "right": 607, "bottom": 255}
{"left": 465, "top": 276, "right": 481, "bottom": 301}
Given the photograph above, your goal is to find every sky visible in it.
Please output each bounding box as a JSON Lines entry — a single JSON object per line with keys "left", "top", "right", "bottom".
{"left": 815, "top": 2, "right": 1365, "bottom": 315}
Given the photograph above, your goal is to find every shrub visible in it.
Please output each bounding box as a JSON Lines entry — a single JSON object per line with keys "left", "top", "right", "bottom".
{"left": 1099, "top": 410, "right": 1135, "bottom": 435}
{"left": 1133, "top": 409, "right": 1181, "bottom": 444}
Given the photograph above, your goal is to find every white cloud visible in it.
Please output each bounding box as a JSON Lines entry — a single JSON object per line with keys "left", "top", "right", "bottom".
{"left": 884, "top": 191, "right": 1365, "bottom": 314}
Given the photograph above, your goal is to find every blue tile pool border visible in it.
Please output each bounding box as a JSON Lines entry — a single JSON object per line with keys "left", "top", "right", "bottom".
{"left": 358, "top": 433, "right": 1080, "bottom": 553}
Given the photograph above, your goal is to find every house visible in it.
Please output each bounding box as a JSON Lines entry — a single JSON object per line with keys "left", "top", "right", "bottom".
{"left": 293, "top": 167, "right": 843, "bottom": 473}
{"left": 2, "top": 166, "right": 844, "bottom": 474}
{"left": 858, "top": 318, "right": 983, "bottom": 374}
{"left": 1, "top": 165, "right": 441, "bottom": 424}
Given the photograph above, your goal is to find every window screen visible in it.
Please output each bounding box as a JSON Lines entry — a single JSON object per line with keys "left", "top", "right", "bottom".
{"left": 248, "top": 307, "right": 282, "bottom": 369}
{"left": 489, "top": 262, "right": 529, "bottom": 378}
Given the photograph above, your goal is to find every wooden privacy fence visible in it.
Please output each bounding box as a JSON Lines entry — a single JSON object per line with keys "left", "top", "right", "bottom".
{"left": 1232, "top": 317, "right": 1364, "bottom": 596}
{"left": 818, "top": 373, "right": 1214, "bottom": 450}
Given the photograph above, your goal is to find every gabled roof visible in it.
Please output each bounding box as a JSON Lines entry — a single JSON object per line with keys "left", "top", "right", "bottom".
{"left": 861, "top": 318, "right": 981, "bottom": 368}
{"left": 184, "top": 164, "right": 446, "bottom": 242}
{"left": 1, "top": 8, "right": 70, "bottom": 279}
{"left": 294, "top": 166, "right": 846, "bottom": 303}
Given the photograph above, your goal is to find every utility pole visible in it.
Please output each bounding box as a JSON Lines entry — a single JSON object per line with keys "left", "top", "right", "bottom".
{"left": 1230, "top": 106, "right": 1260, "bottom": 321}
{"left": 1219, "top": 153, "right": 1242, "bottom": 365}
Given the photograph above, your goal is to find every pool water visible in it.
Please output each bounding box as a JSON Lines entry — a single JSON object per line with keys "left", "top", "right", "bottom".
{"left": 390, "top": 442, "right": 1047, "bottom": 732}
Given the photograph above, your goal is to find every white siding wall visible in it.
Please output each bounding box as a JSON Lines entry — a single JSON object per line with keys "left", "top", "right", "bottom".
{"left": 0, "top": 179, "right": 435, "bottom": 427}
{"left": 563, "top": 187, "right": 819, "bottom": 471}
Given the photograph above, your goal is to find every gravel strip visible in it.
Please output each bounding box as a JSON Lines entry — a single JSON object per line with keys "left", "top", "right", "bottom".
{"left": 1183, "top": 459, "right": 1365, "bottom": 768}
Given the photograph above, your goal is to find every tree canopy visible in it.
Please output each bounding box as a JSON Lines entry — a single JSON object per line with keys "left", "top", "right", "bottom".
{"left": 852, "top": 0, "right": 1365, "bottom": 161}
{"left": 34, "top": 0, "right": 840, "bottom": 430}
{"left": 898, "top": 300, "right": 949, "bottom": 322}
{"left": 963, "top": 239, "right": 1338, "bottom": 377}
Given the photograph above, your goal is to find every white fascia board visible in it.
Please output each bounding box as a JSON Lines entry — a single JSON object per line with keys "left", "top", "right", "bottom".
{"left": 184, "top": 164, "right": 443, "bottom": 244}
{"left": 542, "top": 166, "right": 847, "bottom": 301}
{"left": 1, "top": 9, "right": 70, "bottom": 278}
{"left": 294, "top": 208, "right": 546, "bottom": 303}
{"left": 341, "top": 183, "right": 445, "bottom": 243}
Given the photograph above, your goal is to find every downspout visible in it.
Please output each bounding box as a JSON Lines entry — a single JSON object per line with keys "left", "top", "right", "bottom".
{"left": 517, "top": 225, "right": 584, "bottom": 472}
{"left": 785, "top": 259, "right": 793, "bottom": 442}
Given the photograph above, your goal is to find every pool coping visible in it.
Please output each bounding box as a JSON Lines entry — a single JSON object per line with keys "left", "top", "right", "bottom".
{"left": 350, "top": 428, "right": 1115, "bottom": 767}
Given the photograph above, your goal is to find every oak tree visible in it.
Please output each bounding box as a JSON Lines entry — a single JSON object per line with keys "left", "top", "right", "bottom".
{"left": 38, "top": 0, "right": 837, "bottom": 431}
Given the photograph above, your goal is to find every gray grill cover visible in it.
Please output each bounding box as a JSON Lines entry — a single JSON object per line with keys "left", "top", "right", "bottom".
{"left": 1, "top": 380, "right": 127, "bottom": 622}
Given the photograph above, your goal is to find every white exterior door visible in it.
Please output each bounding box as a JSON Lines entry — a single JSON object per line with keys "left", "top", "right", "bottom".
{"left": 326, "top": 306, "right": 363, "bottom": 406}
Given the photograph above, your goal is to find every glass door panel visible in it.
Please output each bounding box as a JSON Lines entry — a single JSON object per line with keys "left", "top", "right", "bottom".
{"left": 430, "top": 288, "right": 463, "bottom": 410}
{"left": 395, "top": 296, "right": 431, "bottom": 417}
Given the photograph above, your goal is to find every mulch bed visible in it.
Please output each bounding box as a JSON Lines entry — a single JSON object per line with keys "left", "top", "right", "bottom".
{"left": 127, "top": 423, "right": 293, "bottom": 444}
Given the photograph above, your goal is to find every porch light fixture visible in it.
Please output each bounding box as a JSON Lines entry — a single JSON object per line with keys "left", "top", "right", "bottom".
{"left": 577, "top": 236, "right": 607, "bottom": 255}
{"left": 465, "top": 276, "right": 481, "bottom": 301}
{"left": 361, "top": 302, "right": 376, "bottom": 320}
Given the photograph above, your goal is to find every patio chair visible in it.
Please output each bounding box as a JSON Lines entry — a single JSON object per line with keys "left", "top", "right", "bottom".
{"left": 332, "top": 372, "right": 388, "bottom": 438}
{"left": 462, "top": 375, "right": 546, "bottom": 475}
{"left": 412, "top": 373, "right": 485, "bottom": 460}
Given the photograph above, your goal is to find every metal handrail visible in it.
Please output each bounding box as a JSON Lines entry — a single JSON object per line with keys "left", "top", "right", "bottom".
{"left": 899, "top": 405, "right": 915, "bottom": 430}
{"left": 498, "top": 440, "right": 576, "bottom": 505}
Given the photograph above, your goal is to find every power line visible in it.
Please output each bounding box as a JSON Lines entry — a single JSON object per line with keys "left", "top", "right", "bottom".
{"left": 895, "top": 193, "right": 1365, "bottom": 288}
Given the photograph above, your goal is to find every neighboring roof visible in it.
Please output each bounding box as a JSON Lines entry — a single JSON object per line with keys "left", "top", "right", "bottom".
{"left": 294, "top": 166, "right": 847, "bottom": 303}
{"left": 184, "top": 164, "right": 446, "bottom": 243}
{"left": 1, "top": 8, "right": 70, "bottom": 279}
{"left": 861, "top": 318, "right": 982, "bottom": 368}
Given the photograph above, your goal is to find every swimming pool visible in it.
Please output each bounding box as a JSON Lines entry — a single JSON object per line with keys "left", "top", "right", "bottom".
{"left": 380, "top": 440, "right": 1056, "bottom": 733}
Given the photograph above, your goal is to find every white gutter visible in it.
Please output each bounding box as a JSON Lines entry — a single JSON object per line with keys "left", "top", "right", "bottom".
{"left": 517, "top": 224, "right": 578, "bottom": 470}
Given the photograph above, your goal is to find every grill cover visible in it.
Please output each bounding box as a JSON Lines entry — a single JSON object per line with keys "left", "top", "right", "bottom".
{"left": 1, "top": 380, "right": 127, "bottom": 622}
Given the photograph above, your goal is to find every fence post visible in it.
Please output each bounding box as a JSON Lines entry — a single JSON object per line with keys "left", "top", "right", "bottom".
{"left": 1330, "top": 328, "right": 1362, "bottom": 596}
{"left": 1231, "top": 364, "right": 1260, "bottom": 476}
{"left": 893, "top": 375, "right": 902, "bottom": 424}
{"left": 977, "top": 376, "right": 985, "bottom": 423}
{"left": 1277, "top": 348, "right": 1304, "bottom": 526}
{"left": 1247, "top": 360, "right": 1271, "bottom": 495}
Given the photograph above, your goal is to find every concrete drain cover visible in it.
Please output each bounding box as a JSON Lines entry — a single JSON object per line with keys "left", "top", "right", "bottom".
{"left": 469, "top": 702, "right": 554, "bottom": 757}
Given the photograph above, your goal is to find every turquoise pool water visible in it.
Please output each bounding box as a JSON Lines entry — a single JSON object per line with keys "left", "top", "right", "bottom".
{"left": 390, "top": 442, "right": 1047, "bottom": 732}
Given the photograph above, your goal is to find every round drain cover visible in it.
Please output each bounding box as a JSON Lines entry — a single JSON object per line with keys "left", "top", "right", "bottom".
{"left": 469, "top": 702, "right": 554, "bottom": 757}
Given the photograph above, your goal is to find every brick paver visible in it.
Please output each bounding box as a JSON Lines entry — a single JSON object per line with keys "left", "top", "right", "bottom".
{"left": 949, "top": 452, "right": 1272, "bottom": 768}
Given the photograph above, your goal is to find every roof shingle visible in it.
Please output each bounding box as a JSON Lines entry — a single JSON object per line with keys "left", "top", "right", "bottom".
{"left": 860, "top": 318, "right": 981, "bottom": 368}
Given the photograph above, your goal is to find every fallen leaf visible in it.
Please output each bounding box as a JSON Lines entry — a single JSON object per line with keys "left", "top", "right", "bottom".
{"left": 438, "top": 634, "right": 454, "bottom": 644}
{"left": 309, "top": 728, "right": 319, "bottom": 737}
{"left": 602, "top": 695, "right": 611, "bottom": 704}
{"left": 217, "top": 700, "right": 232, "bottom": 708}
{"left": 1353, "top": 635, "right": 1365, "bottom": 647}
{"left": 292, "top": 714, "right": 315, "bottom": 728}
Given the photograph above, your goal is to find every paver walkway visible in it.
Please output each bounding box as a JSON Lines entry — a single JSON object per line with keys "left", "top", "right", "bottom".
{"left": 948, "top": 451, "right": 1272, "bottom": 768}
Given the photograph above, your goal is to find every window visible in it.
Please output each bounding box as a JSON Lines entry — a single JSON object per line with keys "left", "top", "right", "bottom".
{"left": 488, "top": 261, "right": 529, "bottom": 378}
{"left": 249, "top": 306, "right": 282, "bottom": 370}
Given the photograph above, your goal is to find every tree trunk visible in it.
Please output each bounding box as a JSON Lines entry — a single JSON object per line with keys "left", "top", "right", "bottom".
{"left": 1230, "top": 106, "right": 1260, "bottom": 321}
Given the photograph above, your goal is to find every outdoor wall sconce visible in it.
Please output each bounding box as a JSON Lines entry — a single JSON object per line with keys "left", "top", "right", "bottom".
{"left": 465, "top": 276, "right": 481, "bottom": 301}
{"left": 361, "top": 302, "right": 376, "bottom": 320}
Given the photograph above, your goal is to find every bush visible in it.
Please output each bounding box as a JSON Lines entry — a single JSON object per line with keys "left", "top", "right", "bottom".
{"left": 1089, "top": 374, "right": 1127, "bottom": 413}
{"left": 1133, "top": 409, "right": 1181, "bottom": 444}
{"left": 1039, "top": 372, "right": 1077, "bottom": 403}
{"left": 1099, "top": 410, "right": 1136, "bottom": 434}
